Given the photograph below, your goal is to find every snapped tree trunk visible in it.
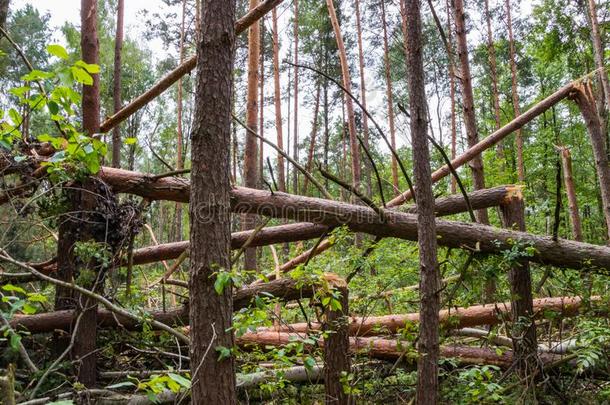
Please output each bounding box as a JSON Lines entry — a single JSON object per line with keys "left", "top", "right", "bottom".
{"left": 405, "top": 0, "right": 440, "bottom": 402}
{"left": 189, "top": 0, "right": 237, "bottom": 402}
{"left": 570, "top": 82, "right": 610, "bottom": 241}
{"left": 500, "top": 192, "right": 538, "bottom": 379}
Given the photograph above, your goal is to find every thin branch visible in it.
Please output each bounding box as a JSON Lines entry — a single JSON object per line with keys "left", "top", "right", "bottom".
{"left": 0, "top": 312, "right": 38, "bottom": 373}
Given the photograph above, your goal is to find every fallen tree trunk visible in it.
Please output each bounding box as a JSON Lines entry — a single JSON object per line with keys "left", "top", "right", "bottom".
{"left": 273, "top": 296, "right": 600, "bottom": 336}
{"left": 236, "top": 332, "right": 561, "bottom": 369}
{"left": 9, "top": 275, "right": 342, "bottom": 333}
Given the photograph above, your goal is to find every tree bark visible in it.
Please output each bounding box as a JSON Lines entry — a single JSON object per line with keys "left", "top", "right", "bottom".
{"left": 447, "top": 0, "right": 457, "bottom": 194}
{"left": 190, "top": 0, "right": 237, "bottom": 402}
{"left": 381, "top": 0, "right": 399, "bottom": 193}
{"left": 111, "top": 0, "right": 124, "bottom": 168}
{"left": 173, "top": 0, "right": 187, "bottom": 243}
{"left": 570, "top": 82, "right": 610, "bottom": 241}
{"left": 275, "top": 295, "right": 596, "bottom": 336}
{"left": 323, "top": 281, "right": 351, "bottom": 404}
{"left": 271, "top": 7, "right": 286, "bottom": 192}
{"left": 355, "top": 0, "right": 371, "bottom": 196}
{"left": 243, "top": 0, "right": 261, "bottom": 271}
{"left": 500, "top": 192, "right": 537, "bottom": 378}
{"left": 506, "top": 0, "right": 524, "bottom": 182}
{"left": 292, "top": 0, "right": 299, "bottom": 193}
{"left": 405, "top": 0, "right": 440, "bottom": 402}
{"left": 484, "top": 0, "right": 501, "bottom": 132}
{"left": 559, "top": 147, "right": 583, "bottom": 241}
{"left": 0, "top": 0, "right": 9, "bottom": 31}
{"left": 586, "top": 0, "right": 610, "bottom": 121}
{"left": 453, "top": 0, "right": 489, "bottom": 225}
{"left": 326, "top": 0, "right": 361, "bottom": 191}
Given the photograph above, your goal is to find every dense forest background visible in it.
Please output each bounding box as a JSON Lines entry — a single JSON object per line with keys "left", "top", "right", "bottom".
{"left": 0, "top": 0, "right": 610, "bottom": 403}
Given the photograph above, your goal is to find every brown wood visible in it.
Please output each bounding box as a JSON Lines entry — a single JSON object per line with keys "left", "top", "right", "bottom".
{"left": 275, "top": 296, "right": 598, "bottom": 336}
{"left": 484, "top": 0, "right": 501, "bottom": 132}
{"left": 323, "top": 281, "right": 350, "bottom": 404}
{"left": 570, "top": 82, "right": 610, "bottom": 241}
{"left": 558, "top": 147, "right": 583, "bottom": 241}
{"left": 111, "top": 0, "right": 124, "bottom": 168}
{"left": 405, "top": 0, "right": 439, "bottom": 401}
{"left": 447, "top": 0, "right": 457, "bottom": 194}
{"left": 453, "top": 0, "right": 489, "bottom": 225}
{"left": 292, "top": 0, "right": 299, "bottom": 193}
{"left": 271, "top": 7, "right": 286, "bottom": 192}
{"left": 586, "top": 0, "right": 610, "bottom": 123}
{"left": 189, "top": 0, "right": 237, "bottom": 401}
{"left": 0, "top": 0, "right": 9, "bottom": 30}
{"left": 173, "top": 0, "right": 187, "bottom": 243}
{"left": 99, "top": 0, "right": 284, "bottom": 134}
{"left": 303, "top": 83, "right": 321, "bottom": 195}
{"left": 243, "top": 0, "right": 261, "bottom": 271}
{"left": 500, "top": 192, "right": 537, "bottom": 377}
{"left": 237, "top": 332, "right": 561, "bottom": 369}
{"left": 326, "top": 0, "right": 361, "bottom": 190}
{"left": 506, "top": 0, "right": 524, "bottom": 182}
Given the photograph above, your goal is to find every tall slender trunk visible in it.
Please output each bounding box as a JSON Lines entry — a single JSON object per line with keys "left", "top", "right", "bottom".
{"left": 271, "top": 7, "right": 286, "bottom": 192}
{"left": 447, "top": 0, "right": 457, "bottom": 194}
{"left": 243, "top": 0, "right": 260, "bottom": 271}
{"left": 559, "top": 147, "right": 583, "bottom": 241}
{"left": 381, "top": 0, "right": 399, "bottom": 194}
{"left": 405, "top": 1, "right": 440, "bottom": 403}
{"left": 174, "top": 0, "right": 186, "bottom": 243}
{"left": 190, "top": 0, "right": 237, "bottom": 402}
{"left": 571, "top": 83, "right": 610, "bottom": 241}
{"left": 506, "top": 0, "right": 524, "bottom": 182}
{"left": 326, "top": 0, "right": 361, "bottom": 190}
{"left": 292, "top": 0, "right": 299, "bottom": 193}
{"left": 111, "top": 0, "right": 124, "bottom": 168}
{"left": 259, "top": 18, "right": 265, "bottom": 181}
{"left": 484, "top": 0, "right": 501, "bottom": 133}
{"left": 323, "top": 80, "right": 330, "bottom": 190}
{"left": 453, "top": 0, "right": 489, "bottom": 224}
{"left": 303, "top": 83, "right": 321, "bottom": 195}
{"left": 355, "top": 0, "right": 371, "bottom": 197}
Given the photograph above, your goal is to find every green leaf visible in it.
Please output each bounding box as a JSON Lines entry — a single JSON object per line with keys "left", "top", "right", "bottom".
{"left": 75, "top": 60, "right": 100, "bottom": 73}
{"left": 47, "top": 44, "right": 69, "bottom": 60}
{"left": 71, "top": 66, "right": 93, "bottom": 85}
{"left": 168, "top": 373, "right": 191, "bottom": 389}
{"left": 48, "top": 100, "right": 60, "bottom": 115}
{"left": 214, "top": 272, "right": 232, "bottom": 295}
{"left": 8, "top": 108, "right": 22, "bottom": 126}
{"left": 105, "top": 381, "right": 136, "bottom": 389}
{"left": 125, "top": 137, "right": 137, "bottom": 145}
{"left": 9, "top": 332, "right": 21, "bottom": 350}
{"left": 21, "top": 69, "right": 54, "bottom": 81}
{"left": 2, "top": 284, "right": 27, "bottom": 294}
{"left": 22, "top": 302, "right": 37, "bottom": 315}
{"left": 216, "top": 345, "right": 232, "bottom": 361}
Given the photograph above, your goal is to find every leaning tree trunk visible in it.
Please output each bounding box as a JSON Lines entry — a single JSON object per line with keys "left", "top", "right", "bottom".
{"left": 570, "top": 82, "right": 610, "bottom": 241}
{"left": 586, "top": 0, "right": 610, "bottom": 117}
{"left": 111, "top": 0, "right": 124, "bottom": 168}
{"left": 506, "top": 0, "right": 524, "bottom": 182}
{"left": 271, "top": 7, "right": 286, "bottom": 192}
{"left": 405, "top": 0, "right": 440, "bottom": 402}
{"left": 453, "top": 0, "right": 489, "bottom": 225}
{"left": 326, "top": 0, "right": 361, "bottom": 191}
{"left": 243, "top": 0, "right": 261, "bottom": 271}
{"left": 381, "top": 0, "right": 399, "bottom": 193}
{"left": 189, "top": 0, "right": 237, "bottom": 402}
